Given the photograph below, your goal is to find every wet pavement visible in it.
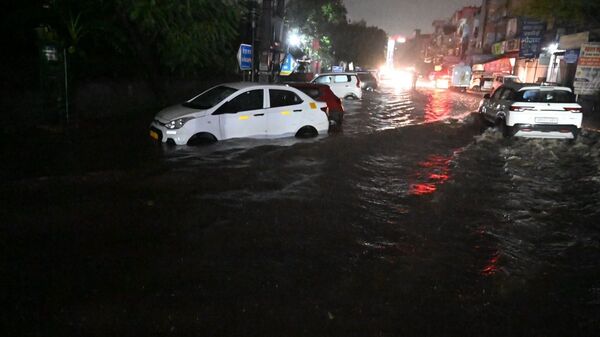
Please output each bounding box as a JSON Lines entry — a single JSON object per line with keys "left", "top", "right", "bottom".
{"left": 3, "top": 83, "right": 600, "bottom": 336}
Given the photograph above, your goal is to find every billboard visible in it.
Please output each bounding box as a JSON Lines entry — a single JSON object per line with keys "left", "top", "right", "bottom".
{"left": 574, "top": 43, "right": 600, "bottom": 96}
{"left": 519, "top": 19, "right": 545, "bottom": 59}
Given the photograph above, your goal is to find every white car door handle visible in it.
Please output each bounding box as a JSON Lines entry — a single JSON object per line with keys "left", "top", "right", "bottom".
{"left": 293, "top": 109, "right": 302, "bottom": 112}
{"left": 253, "top": 113, "right": 264, "bottom": 116}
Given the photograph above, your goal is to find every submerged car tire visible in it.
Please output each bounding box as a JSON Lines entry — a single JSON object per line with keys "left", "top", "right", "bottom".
{"left": 295, "top": 126, "right": 318, "bottom": 138}
{"left": 496, "top": 120, "right": 512, "bottom": 138}
{"left": 187, "top": 132, "right": 217, "bottom": 145}
{"left": 329, "top": 111, "right": 343, "bottom": 126}
{"left": 570, "top": 129, "right": 581, "bottom": 143}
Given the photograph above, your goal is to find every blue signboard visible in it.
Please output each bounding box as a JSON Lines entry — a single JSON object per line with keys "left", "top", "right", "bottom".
{"left": 237, "top": 44, "right": 253, "bottom": 71}
{"left": 565, "top": 49, "right": 580, "bottom": 64}
{"left": 519, "top": 19, "right": 546, "bottom": 58}
{"left": 331, "top": 66, "right": 344, "bottom": 73}
{"left": 280, "top": 53, "right": 297, "bottom": 76}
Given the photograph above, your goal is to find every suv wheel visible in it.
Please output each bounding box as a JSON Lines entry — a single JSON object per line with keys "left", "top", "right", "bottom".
{"left": 496, "top": 119, "right": 512, "bottom": 138}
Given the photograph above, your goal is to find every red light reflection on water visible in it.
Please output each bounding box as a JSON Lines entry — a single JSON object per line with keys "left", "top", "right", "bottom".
{"left": 409, "top": 154, "right": 453, "bottom": 196}
{"left": 481, "top": 252, "right": 500, "bottom": 276}
{"left": 424, "top": 90, "right": 453, "bottom": 123}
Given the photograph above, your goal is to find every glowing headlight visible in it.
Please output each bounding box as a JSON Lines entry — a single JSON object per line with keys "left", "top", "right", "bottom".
{"left": 164, "top": 117, "right": 195, "bottom": 129}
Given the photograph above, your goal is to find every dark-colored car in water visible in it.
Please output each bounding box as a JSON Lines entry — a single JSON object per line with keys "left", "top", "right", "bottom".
{"left": 357, "top": 71, "right": 379, "bottom": 91}
{"left": 287, "top": 82, "right": 345, "bottom": 125}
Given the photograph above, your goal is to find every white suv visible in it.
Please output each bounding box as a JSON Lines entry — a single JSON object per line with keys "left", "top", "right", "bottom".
{"left": 311, "top": 72, "right": 362, "bottom": 100}
{"left": 479, "top": 83, "right": 583, "bottom": 139}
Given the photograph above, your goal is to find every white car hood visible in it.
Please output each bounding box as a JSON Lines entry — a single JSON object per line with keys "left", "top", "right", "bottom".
{"left": 155, "top": 104, "right": 210, "bottom": 123}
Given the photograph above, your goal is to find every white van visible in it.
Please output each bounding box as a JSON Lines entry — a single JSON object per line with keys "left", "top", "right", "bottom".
{"left": 492, "top": 73, "right": 521, "bottom": 91}
{"left": 312, "top": 72, "right": 363, "bottom": 100}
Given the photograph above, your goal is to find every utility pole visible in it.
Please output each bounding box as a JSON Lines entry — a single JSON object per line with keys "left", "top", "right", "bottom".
{"left": 259, "top": 0, "right": 272, "bottom": 83}
{"left": 478, "top": 0, "right": 489, "bottom": 51}
{"left": 251, "top": 7, "right": 256, "bottom": 82}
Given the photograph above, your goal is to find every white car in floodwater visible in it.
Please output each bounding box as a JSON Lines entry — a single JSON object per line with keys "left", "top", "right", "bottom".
{"left": 149, "top": 82, "right": 329, "bottom": 145}
{"left": 479, "top": 83, "right": 583, "bottom": 139}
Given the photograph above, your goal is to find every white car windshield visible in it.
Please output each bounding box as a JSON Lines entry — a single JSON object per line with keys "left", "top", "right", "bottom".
{"left": 183, "top": 86, "right": 237, "bottom": 109}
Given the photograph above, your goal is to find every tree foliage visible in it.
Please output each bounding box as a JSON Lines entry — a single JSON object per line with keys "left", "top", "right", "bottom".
{"left": 330, "top": 21, "right": 387, "bottom": 68}
{"left": 19, "top": 0, "right": 243, "bottom": 81}
{"left": 286, "top": 0, "right": 387, "bottom": 69}
{"left": 286, "top": 0, "right": 347, "bottom": 37}
{"left": 116, "top": 0, "right": 241, "bottom": 75}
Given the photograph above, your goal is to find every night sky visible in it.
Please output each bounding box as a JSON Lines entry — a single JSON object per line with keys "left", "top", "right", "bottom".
{"left": 344, "top": 0, "right": 480, "bottom": 37}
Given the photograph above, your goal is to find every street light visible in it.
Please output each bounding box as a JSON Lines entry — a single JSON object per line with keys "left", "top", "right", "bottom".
{"left": 546, "top": 43, "right": 559, "bottom": 54}
{"left": 288, "top": 31, "right": 302, "bottom": 48}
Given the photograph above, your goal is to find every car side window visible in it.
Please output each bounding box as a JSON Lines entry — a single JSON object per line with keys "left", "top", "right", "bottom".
{"left": 269, "top": 89, "right": 303, "bottom": 108}
{"left": 491, "top": 87, "right": 504, "bottom": 100}
{"left": 500, "top": 88, "right": 514, "bottom": 100}
{"left": 315, "top": 76, "right": 331, "bottom": 84}
{"left": 216, "top": 89, "right": 263, "bottom": 114}
{"left": 334, "top": 75, "right": 350, "bottom": 83}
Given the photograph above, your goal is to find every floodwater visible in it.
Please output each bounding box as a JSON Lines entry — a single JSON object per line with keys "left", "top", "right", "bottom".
{"left": 3, "top": 83, "right": 600, "bottom": 336}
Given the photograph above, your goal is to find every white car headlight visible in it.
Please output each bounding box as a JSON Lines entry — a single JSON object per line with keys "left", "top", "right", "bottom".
{"left": 164, "top": 117, "right": 195, "bottom": 129}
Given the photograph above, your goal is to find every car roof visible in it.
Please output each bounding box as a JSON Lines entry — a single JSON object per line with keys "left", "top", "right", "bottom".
{"left": 502, "top": 82, "right": 573, "bottom": 92}
{"left": 220, "top": 82, "right": 257, "bottom": 90}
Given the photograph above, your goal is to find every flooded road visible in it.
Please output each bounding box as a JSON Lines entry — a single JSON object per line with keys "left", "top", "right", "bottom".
{"left": 3, "top": 84, "right": 600, "bottom": 336}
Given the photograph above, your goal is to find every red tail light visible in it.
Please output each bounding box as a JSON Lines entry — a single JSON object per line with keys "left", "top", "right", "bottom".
{"left": 356, "top": 78, "right": 361, "bottom": 88}
{"left": 564, "top": 107, "right": 581, "bottom": 112}
{"left": 509, "top": 105, "right": 534, "bottom": 112}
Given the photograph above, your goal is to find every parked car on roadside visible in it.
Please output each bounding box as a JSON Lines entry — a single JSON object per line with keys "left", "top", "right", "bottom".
{"left": 469, "top": 73, "right": 493, "bottom": 91}
{"left": 492, "top": 73, "right": 521, "bottom": 90}
{"left": 311, "top": 72, "right": 363, "bottom": 100}
{"left": 149, "top": 82, "right": 329, "bottom": 145}
{"left": 478, "top": 83, "right": 582, "bottom": 139}
{"left": 357, "top": 71, "right": 379, "bottom": 91}
{"left": 286, "top": 82, "right": 345, "bottom": 125}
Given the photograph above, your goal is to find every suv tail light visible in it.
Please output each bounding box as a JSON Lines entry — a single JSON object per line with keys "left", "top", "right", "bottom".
{"left": 509, "top": 105, "right": 534, "bottom": 112}
{"left": 563, "top": 107, "right": 581, "bottom": 112}
{"left": 356, "top": 77, "right": 361, "bottom": 88}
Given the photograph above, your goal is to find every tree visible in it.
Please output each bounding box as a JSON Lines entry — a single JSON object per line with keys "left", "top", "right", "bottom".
{"left": 330, "top": 21, "right": 387, "bottom": 68}
{"left": 115, "top": 0, "right": 242, "bottom": 76}
{"left": 286, "top": 0, "right": 347, "bottom": 36}
{"left": 286, "top": 0, "right": 386, "bottom": 69}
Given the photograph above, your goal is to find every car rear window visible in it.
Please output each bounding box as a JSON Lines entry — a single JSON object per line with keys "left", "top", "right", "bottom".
{"left": 515, "top": 89, "right": 576, "bottom": 103}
